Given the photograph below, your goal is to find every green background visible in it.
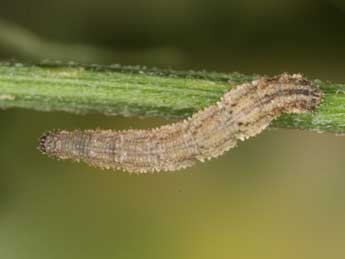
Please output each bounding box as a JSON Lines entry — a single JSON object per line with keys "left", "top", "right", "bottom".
{"left": 1, "top": 1, "right": 345, "bottom": 258}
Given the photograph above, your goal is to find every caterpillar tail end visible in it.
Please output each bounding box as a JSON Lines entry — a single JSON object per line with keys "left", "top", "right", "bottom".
{"left": 38, "top": 131, "right": 58, "bottom": 155}
{"left": 38, "top": 132, "right": 49, "bottom": 154}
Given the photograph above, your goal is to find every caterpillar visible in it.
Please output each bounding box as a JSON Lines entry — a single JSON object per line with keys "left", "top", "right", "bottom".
{"left": 39, "top": 73, "right": 323, "bottom": 173}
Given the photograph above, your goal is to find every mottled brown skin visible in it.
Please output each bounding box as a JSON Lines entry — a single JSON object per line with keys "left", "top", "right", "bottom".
{"left": 39, "top": 74, "right": 323, "bottom": 173}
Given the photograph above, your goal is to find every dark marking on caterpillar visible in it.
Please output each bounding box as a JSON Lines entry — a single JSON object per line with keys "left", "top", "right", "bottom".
{"left": 39, "top": 74, "right": 323, "bottom": 173}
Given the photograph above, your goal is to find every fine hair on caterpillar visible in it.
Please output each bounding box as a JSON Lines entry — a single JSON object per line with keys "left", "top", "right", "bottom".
{"left": 39, "top": 73, "right": 323, "bottom": 173}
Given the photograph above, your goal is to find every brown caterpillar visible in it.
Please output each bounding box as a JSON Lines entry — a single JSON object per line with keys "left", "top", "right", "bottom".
{"left": 39, "top": 74, "right": 323, "bottom": 173}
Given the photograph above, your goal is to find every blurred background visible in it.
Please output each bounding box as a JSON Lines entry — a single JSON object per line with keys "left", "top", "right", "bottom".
{"left": 1, "top": 0, "right": 345, "bottom": 258}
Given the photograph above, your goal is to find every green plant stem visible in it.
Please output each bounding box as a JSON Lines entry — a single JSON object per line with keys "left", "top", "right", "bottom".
{"left": 0, "top": 62, "right": 344, "bottom": 133}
